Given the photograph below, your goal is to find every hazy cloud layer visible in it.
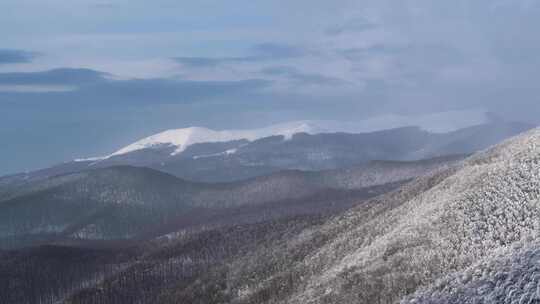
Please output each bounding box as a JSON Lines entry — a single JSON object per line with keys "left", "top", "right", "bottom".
{"left": 0, "top": 68, "right": 107, "bottom": 85}
{"left": 173, "top": 43, "right": 309, "bottom": 68}
{"left": 0, "top": 68, "right": 269, "bottom": 105}
{"left": 0, "top": 49, "right": 37, "bottom": 64}
{"left": 260, "top": 66, "right": 346, "bottom": 86}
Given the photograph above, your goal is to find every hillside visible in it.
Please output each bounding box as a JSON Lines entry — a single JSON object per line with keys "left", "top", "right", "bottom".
{"left": 57, "top": 125, "right": 540, "bottom": 304}
{"left": 402, "top": 240, "right": 540, "bottom": 303}
{"left": 2, "top": 127, "right": 539, "bottom": 303}
{"left": 0, "top": 156, "right": 458, "bottom": 249}
{"left": 212, "top": 125, "right": 540, "bottom": 304}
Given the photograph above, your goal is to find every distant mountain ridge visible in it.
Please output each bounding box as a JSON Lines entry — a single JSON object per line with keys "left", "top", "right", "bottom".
{"left": 81, "top": 111, "right": 492, "bottom": 160}
{"left": 0, "top": 121, "right": 532, "bottom": 186}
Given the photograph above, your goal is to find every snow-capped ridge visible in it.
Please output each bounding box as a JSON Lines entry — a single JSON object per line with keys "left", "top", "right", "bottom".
{"left": 111, "top": 127, "right": 217, "bottom": 157}
{"left": 96, "top": 109, "right": 488, "bottom": 159}
{"left": 109, "top": 121, "right": 323, "bottom": 158}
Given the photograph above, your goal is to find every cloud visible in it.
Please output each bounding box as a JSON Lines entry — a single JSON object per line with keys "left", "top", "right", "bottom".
{"left": 338, "top": 45, "right": 403, "bottom": 61}
{"left": 250, "top": 43, "right": 308, "bottom": 59}
{"left": 0, "top": 68, "right": 108, "bottom": 86}
{"left": 76, "top": 78, "right": 270, "bottom": 104}
{"left": 0, "top": 67, "right": 270, "bottom": 104}
{"left": 339, "top": 44, "right": 464, "bottom": 63}
{"left": 174, "top": 43, "right": 309, "bottom": 68}
{"left": 90, "top": 2, "right": 117, "bottom": 9}
{"left": 173, "top": 57, "right": 223, "bottom": 68}
{"left": 325, "top": 18, "right": 379, "bottom": 36}
{"left": 0, "top": 49, "right": 38, "bottom": 64}
{"left": 261, "top": 66, "right": 346, "bottom": 86}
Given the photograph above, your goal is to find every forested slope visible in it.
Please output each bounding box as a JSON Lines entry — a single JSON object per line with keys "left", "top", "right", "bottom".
{"left": 3, "top": 127, "right": 540, "bottom": 303}
{"left": 0, "top": 156, "right": 457, "bottom": 249}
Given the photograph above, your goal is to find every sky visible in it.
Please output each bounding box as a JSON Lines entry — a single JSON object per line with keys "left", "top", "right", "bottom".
{"left": 1, "top": 0, "right": 540, "bottom": 175}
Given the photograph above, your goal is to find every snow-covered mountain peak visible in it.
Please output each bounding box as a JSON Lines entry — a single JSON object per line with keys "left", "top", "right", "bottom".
{"left": 109, "top": 121, "right": 324, "bottom": 157}
{"left": 97, "top": 109, "right": 489, "bottom": 159}
{"left": 111, "top": 126, "right": 221, "bottom": 157}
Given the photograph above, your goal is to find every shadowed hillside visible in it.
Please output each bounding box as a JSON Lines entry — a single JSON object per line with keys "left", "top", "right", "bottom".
{"left": 0, "top": 155, "right": 458, "bottom": 249}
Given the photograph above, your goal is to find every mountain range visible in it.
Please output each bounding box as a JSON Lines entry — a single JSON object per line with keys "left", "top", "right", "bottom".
{"left": 1, "top": 120, "right": 531, "bottom": 185}
{"left": 1, "top": 119, "right": 539, "bottom": 304}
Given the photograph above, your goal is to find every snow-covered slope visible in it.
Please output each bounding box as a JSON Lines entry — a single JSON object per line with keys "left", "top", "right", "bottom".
{"left": 311, "top": 127, "right": 540, "bottom": 303}
{"left": 106, "top": 110, "right": 488, "bottom": 158}
{"left": 110, "top": 122, "right": 323, "bottom": 157}
{"left": 215, "top": 126, "right": 540, "bottom": 304}
{"left": 403, "top": 240, "right": 540, "bottom": 304}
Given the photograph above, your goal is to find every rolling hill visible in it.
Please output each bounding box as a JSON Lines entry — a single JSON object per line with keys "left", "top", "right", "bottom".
{"left": 0, "top": 155, "right": 459, "bottom": 250}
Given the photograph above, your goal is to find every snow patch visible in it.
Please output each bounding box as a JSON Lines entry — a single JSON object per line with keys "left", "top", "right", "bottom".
{"left": 193, "top": 148, "right": 238, "bottom": 160}
{"left": 74, "top": 156, "right": 107, "bottom": 162}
